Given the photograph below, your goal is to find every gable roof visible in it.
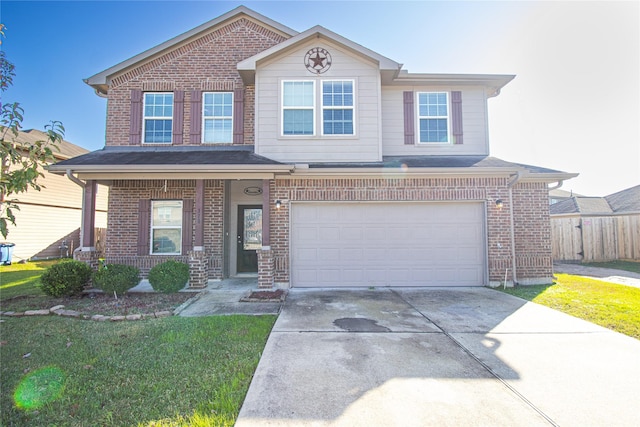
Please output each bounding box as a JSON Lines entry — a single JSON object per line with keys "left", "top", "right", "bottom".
{"left": 15, "top": 129, "right": 88, "bottom": 160}
{"left": 237, "top": 25, "right": 402, "bottom": 84}
{"left": 550, "top": 184, "right": 640, "bottom": 215}
{"left": 85, "top": 6, "right": 298, "bottom": 94}
{"left": 605, "top": 185, "right": 640, "bottom": 213}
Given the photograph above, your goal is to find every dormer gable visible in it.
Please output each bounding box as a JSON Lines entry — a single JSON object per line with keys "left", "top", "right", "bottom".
{"left": 237, "top": 25, "right": 402, "bottom": 85}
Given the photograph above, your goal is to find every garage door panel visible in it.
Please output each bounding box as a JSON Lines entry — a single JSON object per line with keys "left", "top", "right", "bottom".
{"left": 291, "top": 202, "right": 486, "bottom": 287}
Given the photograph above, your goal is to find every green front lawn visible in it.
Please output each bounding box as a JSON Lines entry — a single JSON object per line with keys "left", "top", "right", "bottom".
{"left": 1, "top": 315, "right": 275, "bottom": 426}
{"left": 497, "top": 274, "right": 640, "bottom": 339}
{"left": 0, "top": 260, "right": 59, "bottom": 300}
{"left": 582, "top": 260, "right": 640, "bottom": 274}
{"left": 1, "top": 260, "right": 276, "bottom": 426}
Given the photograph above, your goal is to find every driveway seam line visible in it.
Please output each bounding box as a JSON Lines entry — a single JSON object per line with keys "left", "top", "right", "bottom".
{"left": 391, "top": 289, "right": 559, "bottom": 427}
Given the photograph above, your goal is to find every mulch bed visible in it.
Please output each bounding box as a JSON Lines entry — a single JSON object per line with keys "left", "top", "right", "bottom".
{"left": 1, "top": 292, "right": 194, "bottom": 317}
{"left": 240, "top": 289, "right": 287, "bottom": 302}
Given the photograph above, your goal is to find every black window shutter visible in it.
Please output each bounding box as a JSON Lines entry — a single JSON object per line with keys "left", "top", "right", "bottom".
{"left": 173, "top": 90, "right": 184, "bottom": 145}
{"left": 403, "top": 91, "right": 415, "bottom": 145}
{"left": 182, "top": 199, "right": 194, "bottom": 254}
{"left": 233, "top": 88, "right": 245, "bottom": 144}
{"left": 137, "top": 199, "right": 150, "bottom": 255}
{"left": 451, "top": 91, "right": 463, "bottom": 145}
{"left": 189, "top": 90, "right": 202, "bottom": 144}
{"left": 130, "top": 89, "right": 143, "bottom": 145}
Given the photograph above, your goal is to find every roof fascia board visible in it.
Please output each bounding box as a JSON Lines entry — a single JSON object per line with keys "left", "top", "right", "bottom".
{"left": 76, "top": 172, "right": 278, "bottom": 181}
{"left": 289, "top": 167, "right": 521, "bottom": 178}
{"left": 390, "top": 73, "right": 515, "bottom": 96}
{"left": 85, "top": 6, "right": 298, "bottom": 91}
{"left": 47, "top": 163, "right": 294, "bottom": 175}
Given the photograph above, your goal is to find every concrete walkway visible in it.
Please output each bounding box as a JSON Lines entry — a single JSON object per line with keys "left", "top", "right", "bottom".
{"left": 176, "top": 278, "right": 282, "bottom": 316}
{"left": 554, "top": 262, "right": 640, "bottom": 288}
{"left": 237, "top": 287, "right": 640, "bottom": 427}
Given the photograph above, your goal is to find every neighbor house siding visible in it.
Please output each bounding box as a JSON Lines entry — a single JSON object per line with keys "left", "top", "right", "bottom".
{"left": 381, "top": 86, "right": 489, "bottom": 155}
{"left": 104, "top": 17, "right": 289, "bottom": 147}
{"left": 6, "top": 160, "right": 108, "bottom": 261}
{"left": 105, "top": 180, "right": 224, "bottom": 278}
{"left": 254, "top": 38, "right": 382, "bottom": 163}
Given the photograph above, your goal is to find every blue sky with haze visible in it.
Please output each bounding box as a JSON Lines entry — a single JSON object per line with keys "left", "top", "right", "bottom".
{"left": 2, "top": 0, "right": 638, "bottom": 196}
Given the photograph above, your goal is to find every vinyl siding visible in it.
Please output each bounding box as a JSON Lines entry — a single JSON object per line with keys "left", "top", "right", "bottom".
{"left": 255, "top": 39, "right": 381, "bottom": 162}
{"left": 5, "top": 161, "right": 108, "bottom": 260}
{"left": 382, "top": 86, "right": 489, "bottom": 156}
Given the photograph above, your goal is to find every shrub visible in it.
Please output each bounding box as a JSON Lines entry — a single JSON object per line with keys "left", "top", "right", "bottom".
{"left": 92, "top": 264, "right": 140, "bottom": 297}
{"left": 40, "top": 261, "right": 92, "bottom": 297}
{"left": 148, "top": 260, "right": 189, "bottom": 293}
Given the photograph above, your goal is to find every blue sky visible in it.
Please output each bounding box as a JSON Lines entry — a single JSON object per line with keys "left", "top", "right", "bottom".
{"left": 2, "top": 0, "right": 638, "bottom": 196}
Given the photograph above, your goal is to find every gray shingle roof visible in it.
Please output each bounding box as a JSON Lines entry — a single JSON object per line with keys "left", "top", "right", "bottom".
{"left": 550, "top": 184, "right": 640, "bottom": 215}
{"left": 51, "top": 145, "right": 284, "bottom": 167}
{"left": 605, "top": 185, "right": 640, "bottom": 213}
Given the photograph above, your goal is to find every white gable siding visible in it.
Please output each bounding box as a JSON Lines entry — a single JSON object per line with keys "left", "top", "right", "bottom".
{"left": 381, "top": 86, "right": 489, "bottom": 156}
{"left": 255, "top": 39, "right": 381, "bottom": 163}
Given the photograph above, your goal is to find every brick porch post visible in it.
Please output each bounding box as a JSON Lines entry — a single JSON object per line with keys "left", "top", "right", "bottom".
{"left": 257, "top": 247, "right": 274, "bottom": 289}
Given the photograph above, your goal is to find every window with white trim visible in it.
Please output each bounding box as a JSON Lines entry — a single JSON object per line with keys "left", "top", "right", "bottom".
{"left": 151, "top": 200, "right": 182, "bottom": 255}
{"left": 282, "top": 81, "right": 315, "bottom": 135}
{"left": 418, "top": 92, "right": 450, "bottom": 143}
{"left": 143, "top": 92, "right": 173, "bottom": 143}
{"left": 322, "top": 80, "right": 354, "bottom": 135}
{"left": 202, "top": 92, "right": 233, "bottom": 143}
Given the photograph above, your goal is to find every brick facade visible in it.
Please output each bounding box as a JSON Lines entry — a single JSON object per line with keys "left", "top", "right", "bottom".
{"left": 105, "top": 179, "right": 224, "bottom": 279}
{"left": 268, "top": 177, "right": 553, "bottom": 286}
{"left": 105, "top": 17, "right": 288, "bottom": 148}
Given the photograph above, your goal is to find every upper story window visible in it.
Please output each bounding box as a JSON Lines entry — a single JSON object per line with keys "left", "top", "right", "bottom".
{"left": 282, "top": 81, "right": 315, "bottom": 135}
{"left": 202, "top": 92, "right": 233, "bottom": 143}
{"left": 418, "top": 92, "right": 449, "bottom": 143}
{"left": 151, "top": 200, "right": 182, "bottom": 255}
{"left": 322, "top": 81, "right": 354, "bottom": 135}
{"left": 143, "top": 92, "right": 173, "bottom": 143}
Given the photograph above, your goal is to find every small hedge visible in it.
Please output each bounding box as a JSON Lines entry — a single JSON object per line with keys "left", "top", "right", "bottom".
{"left": 148, "top": 260, "right": 189, "bottom": 293}
{"left": 40, "top": 260, "right": 93, "bottom": 297}
{"left": 92, "top": 264, "right": 140, "bottom": 297}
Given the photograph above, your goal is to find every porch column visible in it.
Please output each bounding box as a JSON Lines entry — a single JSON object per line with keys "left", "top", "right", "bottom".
{"left": 188, "top": 179, "right": 208, "bottom": 288}
{"left": 258, "top": 179, "right": 274, "bottom": 288}
{"left": 81, "top": 180, "right": 97, "bottom": 248}
{"left": 74, "top": 179, "right": 99, "bottom": 271}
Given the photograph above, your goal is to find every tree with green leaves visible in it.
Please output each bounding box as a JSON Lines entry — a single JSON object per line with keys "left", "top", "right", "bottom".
{"left": 1, "top": 24, "right": 64, "bottom": 238}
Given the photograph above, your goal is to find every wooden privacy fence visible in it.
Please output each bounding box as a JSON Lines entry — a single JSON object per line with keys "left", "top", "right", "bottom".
{"left": 551, "top": 214, "right": 640, "bottom": 262}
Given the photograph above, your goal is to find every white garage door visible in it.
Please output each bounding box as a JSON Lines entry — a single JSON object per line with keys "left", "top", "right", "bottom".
{"left": 291, "top": 202, "right": 486, "bottom": 287}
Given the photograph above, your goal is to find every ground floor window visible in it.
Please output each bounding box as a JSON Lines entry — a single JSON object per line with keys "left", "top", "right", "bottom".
{"left": 151, "top": 200, "right": 182, "bottom": 254}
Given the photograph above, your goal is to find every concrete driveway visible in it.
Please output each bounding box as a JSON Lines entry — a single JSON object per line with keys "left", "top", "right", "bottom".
{"left": 237, "top": 287, "right": 640, "bottom": 427}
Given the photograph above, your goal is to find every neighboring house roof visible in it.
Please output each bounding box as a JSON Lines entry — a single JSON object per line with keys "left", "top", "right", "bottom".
{"left": 549, "top": 189, "right": 582, "bottom": 199}
{"left": 15, "top": 129, "right": 89, "bottom": 160}
{"left": 85, "top": 6, "right": 298, "bottom": 95}
{"left": 605, "top": 185, "right": 640, "bottom": 213}
{"left": 550, "top": 184, "right": 640, "bottom": 215}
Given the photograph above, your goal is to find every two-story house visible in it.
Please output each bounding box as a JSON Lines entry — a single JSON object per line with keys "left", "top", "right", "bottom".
{"left": 49, "top": 6, "right": 576, "bottom": 288}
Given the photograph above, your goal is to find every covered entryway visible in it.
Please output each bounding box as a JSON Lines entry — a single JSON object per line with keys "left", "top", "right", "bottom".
{"left": 290, "top": 202, "right": 486, "bottom": 287}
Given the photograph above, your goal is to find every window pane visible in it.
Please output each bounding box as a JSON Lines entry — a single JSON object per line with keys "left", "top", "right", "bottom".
{"left": 144, "top": 119, "right": 172, "bottom": 143}
{"left": 283, "top": 81, "right": 313, "bottom": 107}
{"left": 419, "top": 118, "right": 448, "bottom": 143}
{"left": 152, "top": 200, "right": 182, "bottom": 226}
{"left": 203, "top": 92, "right": 233, "bottom": 118}
{"left": 203, "top": 119, "right": 232, "bottom": 143}
{"left": 283, "top": 109, "right": 313, "bottom": 135}
{"left": 152, "top": 229, "right": 181, "bottom": 254}
{"left": 323, "top": 109, "right": 353, "bottom": 135}
{"left": 419, "top": 92, "right": 448, "bottom": 118}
